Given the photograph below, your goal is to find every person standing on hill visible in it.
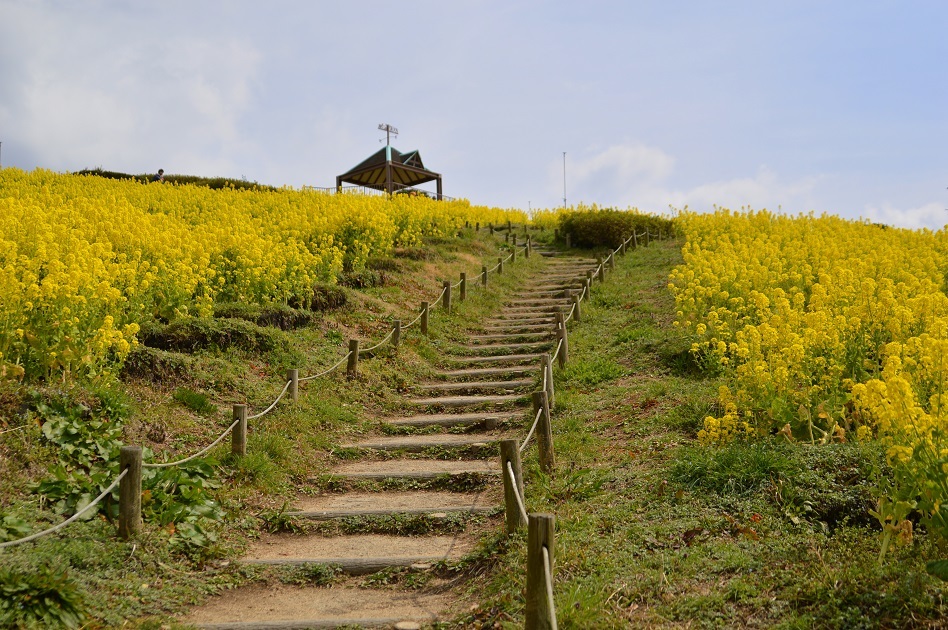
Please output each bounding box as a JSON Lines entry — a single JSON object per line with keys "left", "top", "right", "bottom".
{"left": 152, "top": 168, "right": 164, "bottom": 183}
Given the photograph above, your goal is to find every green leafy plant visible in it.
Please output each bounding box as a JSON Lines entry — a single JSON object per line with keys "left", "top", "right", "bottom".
{"left": 0, "top": 514, "right": 31, "bottom": 542}
{"left": 0, "top": 565, "right": 85, "bottom": 629}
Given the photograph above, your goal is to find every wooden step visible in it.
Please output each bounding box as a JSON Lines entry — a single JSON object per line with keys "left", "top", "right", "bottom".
{"left": 289, "top": 490, "right": 499, "bottom": 520}
{"left": 384, "top": 410, "right": 522, "bottom": 428}
{"left": 451, "top": 341, "right": 554, "bottom": 354}
{"left": 467, "top": 331, "right": 551, "bottom": 342}
{"left": 434, "top": 365, "right": 539, "bottom": 379}
{"left": 341, "top": 433, "right": 503, "bottom": 452}
{"left": 448, "top": 353, "right": 545, "bottom": 364}
{"left": 414, "top": 378, "right": 535, "bottom": 393}
{"left": 239, "top": 533, "right": 475, "bottom": 574}
{"left": 187, "top": 585, "right": 454, "bottom": 629}
{"left": 406, "top": 393, "right": 526, "bottom": 407}
{"left": 478, "top": 325, "right": 552, "bottom": 335}
{"left": 323, "top": 459, "right": 500, "bottom": 481}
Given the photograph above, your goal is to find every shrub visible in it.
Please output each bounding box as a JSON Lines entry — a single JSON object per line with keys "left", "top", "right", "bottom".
{"left": 559, "top": 208, "right": 673, "bottom": 248}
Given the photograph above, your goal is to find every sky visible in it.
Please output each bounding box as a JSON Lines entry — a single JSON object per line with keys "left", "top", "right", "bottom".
{"left": 1, "top": 0, "right": 946, "bottom": 229}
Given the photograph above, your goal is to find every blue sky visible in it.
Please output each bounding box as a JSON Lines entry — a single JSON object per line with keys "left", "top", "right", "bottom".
{"left": 2, "top": 1, "right": 946, "bottom": 228}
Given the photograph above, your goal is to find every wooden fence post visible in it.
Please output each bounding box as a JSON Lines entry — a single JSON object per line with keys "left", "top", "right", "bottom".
{"left": 525, "top": 238, "right": 531, "bottom": 259}
{"left": 232, "top": 404, "right": 247, "bottom": 456}
{"left": 505, "top": 233, "right": 510, "bottom": 244}
{"left": 489, "top": 222, "right": 494, "bottom": 235}
{"left": 526, "top": 513, "right": 556, "bottom": 629}
{"left": 421, "top": 301, "right": 430, "bottom": 336}
{"left": 481, "top": 265, "right": 488, "bottom": 287}
{"left": 498, "top": 257, "right": 504, "bottom": 275}
{"left": 565, "top": 233, "right": 572, "bottom": 248}
{"left": 287, "top": 369, "right": 298, "bottom": 403}
{"left": 608, "top": 252, "right": 615, "bottom": 271}
{"left": 633, "top": 231, "right": 638, "bottom": 248}
{"left": 476, "top": 222, "right": 480, "bottom": 231}
{"left": 118, "top": 446, "right": 142, "bottom": 540}
{"left": 555, "top": 313, "right": 569, "bottom": 369}
{"left": 459, "top": 273, "right": 467, "bottom": 302}
{"left": 347, "top": 339, "right": 359, "bottom": 379}
{"left": 532, "top": 391, "right": 555, "bottom": 474}
{"left": 586, "top": 270, "right": 594, "bottom": 289}
{"left": 393, "top": 320, "right": 401, "bottom": 348}
{"left": 513, "top": 234, "right": 518, "bottom": 248}
{"left": 499, "top": 439, "right": 527, "bottom": 534}
{"left": 442, "top": 281, "right": 452, "bottom": 313}
{"left": 572, "top": 294, "right": 581, "bottom": 323}
{"left": 597, "top": 257, "right": 605, "bottom": 282}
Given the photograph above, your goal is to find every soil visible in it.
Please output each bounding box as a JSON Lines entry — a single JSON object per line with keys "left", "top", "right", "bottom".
{"left": 292, "top": 489, "right": 501, "bottom": 513}
{"left": 184, "top": 584, "right": 463, "bottom": 626}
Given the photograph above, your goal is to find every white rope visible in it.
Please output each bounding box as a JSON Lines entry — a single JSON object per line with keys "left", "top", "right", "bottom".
{"left": 430, "top": 285, "right": 448, "bottom": 308}
{"left": 143, "top": 414, "right": 243, "bottom": 469}
{"left": 451, "top": 279, "right": 463, "bottom": 289}
{"left": 402, "top": 309, "right": 424, "bottom": 329}
{"left": 145, "top": 374, "right": 294, "bottom": 468}
{"left": 551, "top": 338, "right": 564, "bottom": 363}
{"left": 362, "top": 327, "right": 395, "bottom": 352}
{"left": 543, "top": 546, "right": 559, "bottom": 630}
{"left": 0, "top": 424, "right": 29, "bottom": 436}
{"left": 487, "top": 262, "right": 501, "bottom": 273}
{"left": 506, "top": 461, "right": 529, "bottom": 523}
{"left": 247, "top": 379, "right": 292, "bottom": 420}
{"left": 0, "top": 468, "right": 128, "bottom": 548}
{"left": 299, "top": 351, "right": 352, "bottom": 381}
{"left": 564, "top": 303, "right": 576, "bottom": 324}
{"left": 520, "top": 406, "right": 544, "bottom": 454}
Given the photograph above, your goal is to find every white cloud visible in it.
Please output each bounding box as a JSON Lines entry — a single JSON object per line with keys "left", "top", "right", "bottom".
{"left": 861, "top": 202, "right": 947, "bottom": 230}
{"left": 569, "top": 144, "right": 675, "bottom": 185}
{"left": 1, "top": 3, "right": 262, "bottom": 175}
{"left": 560, "top": 144, "right": 825, "bottom": 217}
{"left": 671, "top": 166, "right": 823, "bottom": 214}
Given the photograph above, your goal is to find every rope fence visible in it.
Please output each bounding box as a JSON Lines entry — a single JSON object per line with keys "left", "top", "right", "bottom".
{"left": 519, "top": 406, "right": 544, "bottom": 454}
{"left": 0, "top": 221, "right": 657, "bottom": 619}
{"left": 0, "top": 222, "right": 555, "bottom": 549}
{"left": 298, "top": 351, "right": 353, "bottom": 382}
{"left": 143, "top": 415, "right": 244, "bottom": 469}
{"left": 495, "top": 226, "right": 659, "bottom": 627}
{"left": 0, "top": 468, "right": 128, "bottom": 549}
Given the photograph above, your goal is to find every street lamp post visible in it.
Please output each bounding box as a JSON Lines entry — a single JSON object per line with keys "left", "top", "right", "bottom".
{"left": 562, "top": 152, "right": 567, "bottom": 208}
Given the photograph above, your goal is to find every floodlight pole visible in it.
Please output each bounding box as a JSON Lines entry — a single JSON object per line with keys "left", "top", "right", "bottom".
{"left": 562, "top": 152, "right": 567, "bottom": 208}
{"left": 378, "top": 123, "right": 399, "bottom": 146}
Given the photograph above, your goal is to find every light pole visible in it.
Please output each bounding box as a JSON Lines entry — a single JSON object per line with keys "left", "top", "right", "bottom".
{"left": 562, "top": 152, "right": 567, "bottom": 208}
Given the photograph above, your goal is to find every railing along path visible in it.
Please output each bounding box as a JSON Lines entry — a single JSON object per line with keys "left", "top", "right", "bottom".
{"left": 0, "top": 223, "right": 664, "bottom": 629}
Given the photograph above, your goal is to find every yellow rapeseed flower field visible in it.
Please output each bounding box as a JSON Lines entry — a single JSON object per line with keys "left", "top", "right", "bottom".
{"left": 670, "top": 208, "right": 948, "bottom": 546}
{"left": 0, "top": 168, "right": 526, "bottom": 381}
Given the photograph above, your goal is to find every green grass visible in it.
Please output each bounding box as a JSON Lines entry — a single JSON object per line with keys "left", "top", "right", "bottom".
{"left": 5, "top": 229, "right": 944, "bottom": 628}
{"left": 462, "top": 238, "right": 948, "bottom": 628}
{"left": 0, "top": 227, "right": 543, "bottom": 626}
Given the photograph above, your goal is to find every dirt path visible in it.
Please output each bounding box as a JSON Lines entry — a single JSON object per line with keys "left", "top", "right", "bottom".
{"left": 183, "top": 249, "right": 601, "bottom": 628}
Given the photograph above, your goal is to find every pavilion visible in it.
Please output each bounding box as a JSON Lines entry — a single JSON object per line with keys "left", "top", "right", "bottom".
{"left": 336, "top": 145, "right": 443, "bottom": 199}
